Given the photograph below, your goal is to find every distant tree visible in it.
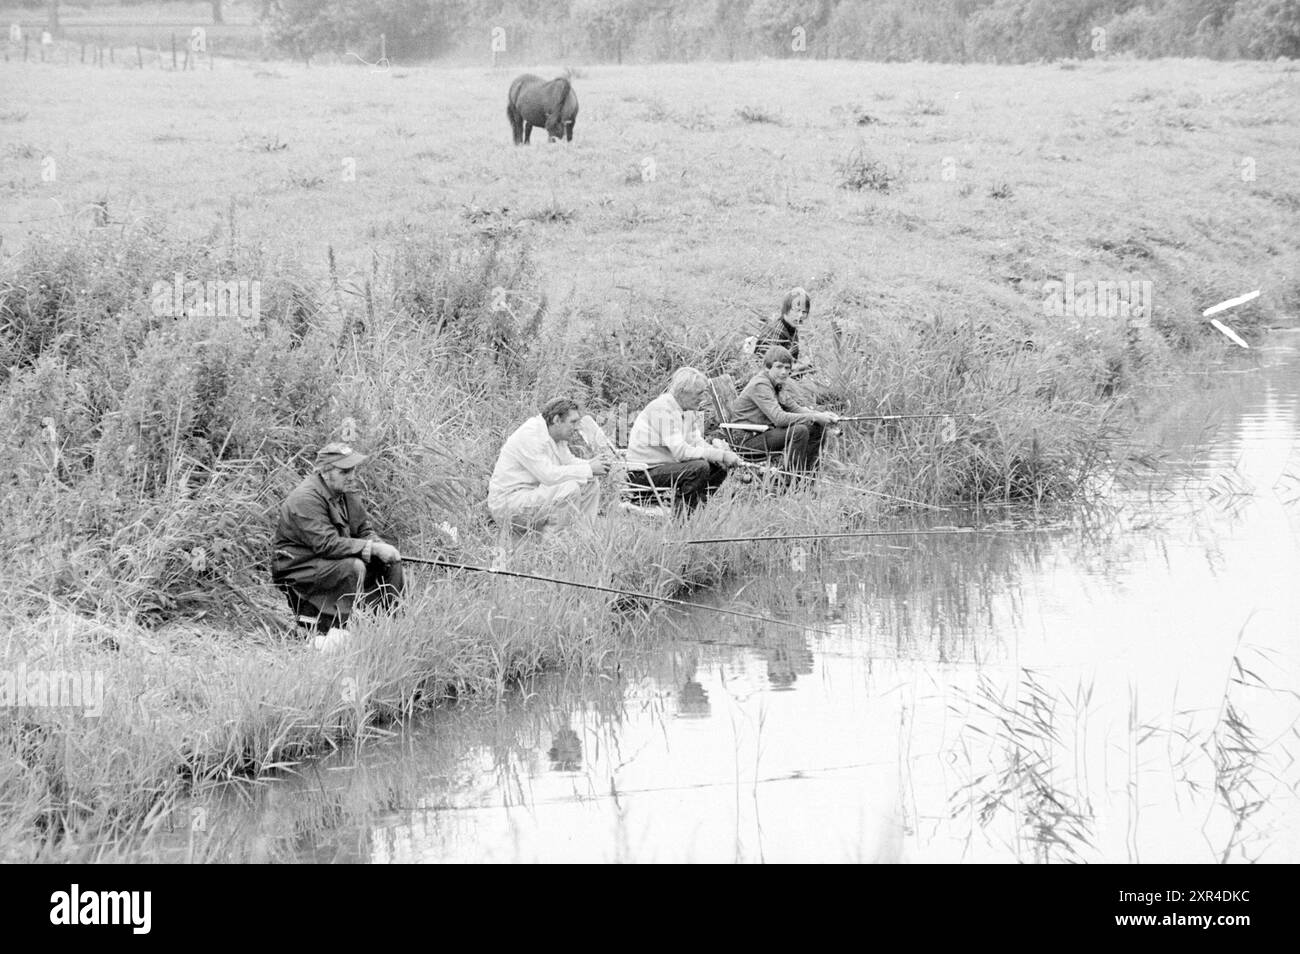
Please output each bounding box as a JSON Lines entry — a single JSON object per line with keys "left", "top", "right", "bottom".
{"left": 1228, "top": 0, "right": 1300, "bottom": 57}
{"left": 745, "top": 0, "right": 828, "bottom": 54}
{"left": 713, "top": 0, "right": 753, "bottom": 60}
{"left": 265, "top": 0, "right": 468, "bottom": 60}
{"left": 212, "top": 0, "right": 224, "bottom": 24}
{"left": 571, "top": 0, "right": 641, "bottom": 61}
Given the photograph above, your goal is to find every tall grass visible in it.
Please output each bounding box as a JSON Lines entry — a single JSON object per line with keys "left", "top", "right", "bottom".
{"left": 0, "top": 216, "right": 1225, "bottom": 856}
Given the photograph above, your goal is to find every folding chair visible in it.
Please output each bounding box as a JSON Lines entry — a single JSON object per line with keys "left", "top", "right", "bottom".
{"left": 575, "top": 415, "right": 671, "bottom": 516}
{"left": 706, "top": 373, "right": 771, "bottom": 456}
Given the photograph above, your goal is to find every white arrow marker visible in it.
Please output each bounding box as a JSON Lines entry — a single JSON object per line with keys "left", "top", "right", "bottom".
{"left": 1202, "top": 289, "right": 1260, "bottom": 317}
{"left": 1210, "top": 318, "right": 1250, "bottom": 349}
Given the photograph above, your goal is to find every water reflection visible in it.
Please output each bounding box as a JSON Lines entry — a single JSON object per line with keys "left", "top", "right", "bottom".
{"left": 198, "top": 332, "right": 1299, "bottom": 862}
{"left": 548, "top": 725, "right": 583, "bottom": 772}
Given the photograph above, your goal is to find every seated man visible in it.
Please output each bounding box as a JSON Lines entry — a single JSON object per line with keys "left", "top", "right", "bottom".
{"left": 271, "top": 442, "right": 404, "bottom": 640}
{"left": 488, "top": 397, "right": 609, "bottom": 533}
{"left": 730, "top": 345, "right": 838, "bottom": 480}
{"left": 626, "top": 367, "right": 741, "bottom": 513}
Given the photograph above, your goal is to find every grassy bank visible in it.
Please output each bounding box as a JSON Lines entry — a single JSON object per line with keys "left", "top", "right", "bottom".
{"left": 0, "top": 219, "right": 1251, "bottom": 860}
{"left": 1, "top": 56, "right": 1296, "bottom": 858}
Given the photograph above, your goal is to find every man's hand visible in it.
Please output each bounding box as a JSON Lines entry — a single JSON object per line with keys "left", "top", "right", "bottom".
{"left": 722, "top": 450, "right": 743, "bottom": 469}
{"left": 373, "top": 541, "right": 401, "bottom": 563}
{"left": 589, "top": 458, "right": 610, "bottom": 477}
{"left": 813, "top": 411, "right": 838, "bottom": 427}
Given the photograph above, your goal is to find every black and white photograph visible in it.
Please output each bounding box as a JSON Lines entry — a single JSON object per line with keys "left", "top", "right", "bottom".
{"left": 1, "top": 0, "right": 1297, "bottom": 886}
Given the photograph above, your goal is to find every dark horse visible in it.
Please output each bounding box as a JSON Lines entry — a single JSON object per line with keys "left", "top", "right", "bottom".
{"left": 507, "top": 74, "right": 579, "bottom": 144}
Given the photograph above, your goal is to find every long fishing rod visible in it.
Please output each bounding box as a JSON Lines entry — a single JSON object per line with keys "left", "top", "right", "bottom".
{"left": 837, "top": 413, "right": 973, "bottom": 423}
{"left": 684, "top": 527, "right": 1051, "bottom": 545}
{"left": 734, "top": 460, "right": 946, "bottom": 511}
{"left": 402, "top": 556, "right": 829, "bottom": 635}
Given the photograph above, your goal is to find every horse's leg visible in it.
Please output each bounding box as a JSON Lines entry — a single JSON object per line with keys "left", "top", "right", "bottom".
{"left": 566, "top": 117, "right": 575, "bottom": 142}
{"left": 523, "top": 122, "right": 532, "bottom": 144}
{"left": 507, "top": 104, "right": 522, "bottom": 145}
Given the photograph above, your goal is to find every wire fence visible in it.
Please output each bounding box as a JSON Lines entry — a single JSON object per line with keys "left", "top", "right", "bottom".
{"left": 3, "top": 30, "right": 228, "bottom": 70}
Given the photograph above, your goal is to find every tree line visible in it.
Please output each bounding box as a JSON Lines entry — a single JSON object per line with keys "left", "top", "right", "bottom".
{"left": 15, "top": 0, "right": 1300, "bottom": 62}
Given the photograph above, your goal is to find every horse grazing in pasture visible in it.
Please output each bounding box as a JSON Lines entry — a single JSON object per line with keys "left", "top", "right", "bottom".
{"left": 507, "top": 74, "right": 579, "bottom": 144}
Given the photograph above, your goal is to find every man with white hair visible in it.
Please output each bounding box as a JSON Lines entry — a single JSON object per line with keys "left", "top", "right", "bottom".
{"left": 626, "top": 367, "right": 742, "bottom": 513}
{"left": 489, "top": 397, "right": 609, "bottom": 533}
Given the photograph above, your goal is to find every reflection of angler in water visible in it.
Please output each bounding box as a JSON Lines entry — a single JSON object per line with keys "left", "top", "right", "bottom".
{"left": 671, "top": 647, "right": 712, "bottom": 718}
{"left": 677, "top": 679, "right": 711, "bottom": 718}
{"left": 761, "top": 628, "right": 815, "bottom": 690}
{"left": 548, "top": 726, "right": 583, "bottom": 772}
{"left": 745, "top": 581, "right": 832, "bottom": 686}
{"left": 770, "top": 578, "right": 844, "bottom": 623}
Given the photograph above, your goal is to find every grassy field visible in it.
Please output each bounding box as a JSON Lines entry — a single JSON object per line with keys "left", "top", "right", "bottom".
{"left": 1, "top": 55, "right": 1298, "bottom": 858}
{"left": 2, "top": 56, "right": 1297, "bottom": 315}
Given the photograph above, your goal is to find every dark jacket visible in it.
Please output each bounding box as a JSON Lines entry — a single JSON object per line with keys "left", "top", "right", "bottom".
{"left": 756, "top": 317, "right": 799, "bottom": 362}
{"left": 731, "top": 370, "right": 813, "bottom": 428}
{"left": 272, "top": 472, "right": 380, "bottom": 579}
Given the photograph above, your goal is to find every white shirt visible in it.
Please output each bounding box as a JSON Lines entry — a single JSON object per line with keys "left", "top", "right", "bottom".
{"left": 626, "top": 392, "right": 726, "bottom": 467}
{"left": 488, "top": 415, "right": 594, "bottom": 507}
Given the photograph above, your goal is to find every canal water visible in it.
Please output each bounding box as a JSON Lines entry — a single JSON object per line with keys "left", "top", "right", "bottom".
{"left": 212, "top": 331, "right": 1299, "bottom": 863}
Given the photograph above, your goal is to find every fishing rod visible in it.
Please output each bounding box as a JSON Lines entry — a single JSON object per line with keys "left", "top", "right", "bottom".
{"left": 683, "top": 527, "right": 1052, "bottom": 545}
{"left": 734, "top": 460, "right": 946, "bottom": 511}
{"left": 402, "top": 556, "right": 829, "bottom": 635}
{"left": 837, "top": 413, "right": 973, "bottom": 423}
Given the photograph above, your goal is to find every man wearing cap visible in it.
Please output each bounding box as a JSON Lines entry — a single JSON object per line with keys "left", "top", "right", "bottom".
{"left": 488, "top": 397, "right": 609, "bottom": 533}
{"left": 731, "top": 345, "right": 839, "bottom": 482}
{"left": 271, "top": 442, "right": 404, "bottom": 637}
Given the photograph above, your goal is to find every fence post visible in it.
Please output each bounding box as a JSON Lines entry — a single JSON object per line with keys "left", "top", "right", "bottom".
{"left": 80, "top": 41, "right": 84, "bottom": 64}
{"left": 171, "top": 32, "right": 176, "bottom": 70}
{"left": 380, "top": 32, "right": 386, "bottom": 62}
{"left": 137, "top": 44, "right": 142, "bottom": 68}
{"left": 209, "top": 38, "right": 214, "bottom": 70}
{"left": 183, "top": 45, "right": 190, "bottom": 70}
{"left": 23, "top": 35, "right": 28, "bottom": 61}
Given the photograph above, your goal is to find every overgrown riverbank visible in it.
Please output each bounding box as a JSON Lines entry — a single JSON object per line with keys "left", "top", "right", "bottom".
{"left": 0, "top": 208, "right": 1284, "bottom": 859}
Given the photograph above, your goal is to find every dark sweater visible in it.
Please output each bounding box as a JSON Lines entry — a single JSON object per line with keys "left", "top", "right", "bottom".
{"left": 756, "top": 317, "right": 799, "bottom": 362}
{"left": 730, "top": 370, "right": 813, "bottom": 428}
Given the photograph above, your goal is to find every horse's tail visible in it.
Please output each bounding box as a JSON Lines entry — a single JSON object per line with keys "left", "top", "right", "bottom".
{"left": 507, "top": 76, "right": 527, "bottom": 143}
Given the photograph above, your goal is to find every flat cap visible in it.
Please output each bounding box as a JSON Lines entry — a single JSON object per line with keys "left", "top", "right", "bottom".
{"left": 315, "top": 442, "right": 367, "bottom": 469}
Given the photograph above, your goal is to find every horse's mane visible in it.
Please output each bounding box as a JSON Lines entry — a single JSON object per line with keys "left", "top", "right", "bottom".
{"left": 552, "top": 76, "right": 572, "bottom": 108}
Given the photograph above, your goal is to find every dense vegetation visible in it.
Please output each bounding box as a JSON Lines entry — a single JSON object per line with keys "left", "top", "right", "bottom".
{"left": 8, "top": 0, "right": 1300, "bottom": 63}
{"left": 265, "top": 0, "right": 1300, "bottom": 62}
